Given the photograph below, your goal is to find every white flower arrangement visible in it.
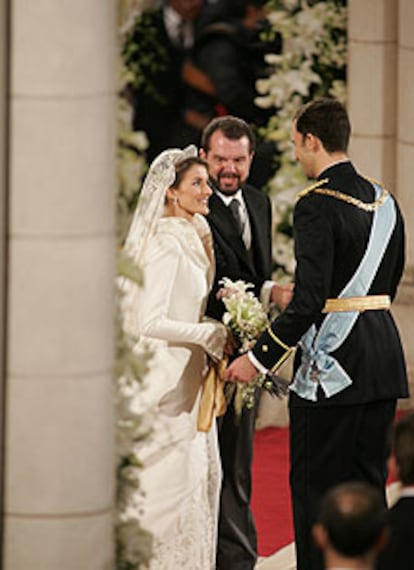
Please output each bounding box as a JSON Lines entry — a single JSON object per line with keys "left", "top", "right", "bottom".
{"left": 258, "top": 0, "right": 347, "bottom": 280}
{"left": 219, "top": 278, "right": 289, "bottom": 412}
{"left": 221, "top": 278, "right": 269, "bottom": 353}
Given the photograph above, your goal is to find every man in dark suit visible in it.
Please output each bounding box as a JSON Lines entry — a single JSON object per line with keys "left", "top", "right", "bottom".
{"left": 376, "top": 412, "right": 414, "bottom": 569}
{"left": 200, "top": 115, "right": 292, "bottom": 569}
{"left": 122, "top": 0, "right": 208, "bottom": 162}
{"left": 226, "top": 98, "right": 409, "bottom": 570}
{"left": 184, "top": 0, "right": 281, "bottom": 188}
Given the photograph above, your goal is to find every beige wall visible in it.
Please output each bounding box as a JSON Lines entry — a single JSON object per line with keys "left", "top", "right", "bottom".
{"left": 0, "top": 0, "right": 9, "bottom": 555}
{"left": 348, "top": 0, "right": 414, "bottom": 408}
{"left": 394, "top": 0, "right": 414, "bottom": 406}
{"left": 348, "top": 0, "right": 398, "bottom": 190}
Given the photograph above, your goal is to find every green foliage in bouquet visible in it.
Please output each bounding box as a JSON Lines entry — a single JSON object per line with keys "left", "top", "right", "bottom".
{"left": 219, "top": 278, "right": 289, "bottom": 414}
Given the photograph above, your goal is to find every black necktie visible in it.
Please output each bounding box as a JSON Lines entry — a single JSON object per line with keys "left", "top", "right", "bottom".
{"left": 229, "top": 198, "right": 244, "bottom": 236}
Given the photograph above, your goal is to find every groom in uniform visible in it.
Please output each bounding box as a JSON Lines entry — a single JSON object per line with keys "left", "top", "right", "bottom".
{"left": 200, "top": 115, "right": 291, "bottom": 569}
{"left": 225, "top": 99, "right": 409, "bottom": 570}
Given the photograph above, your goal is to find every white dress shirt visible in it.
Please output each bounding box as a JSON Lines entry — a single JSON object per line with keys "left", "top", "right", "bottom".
{"left": 215, "top": 188, "right": 252, "bottom": 249}
{"left": 163, "top": 5, "right": 194, "bottom": 49}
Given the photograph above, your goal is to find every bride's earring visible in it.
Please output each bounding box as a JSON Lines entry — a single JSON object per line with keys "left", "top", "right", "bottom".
{"left": 173, "top": 196, "right": 178, "bottom": 206}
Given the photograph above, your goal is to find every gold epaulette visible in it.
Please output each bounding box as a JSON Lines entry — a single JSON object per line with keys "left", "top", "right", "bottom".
{"left": 313, "top": 187, "right": 389, "bottom": 212}
{"left": 296, "top": 178, "right": 329, "bottom": 201}
{"left": 296, "top": 176, "right": 389, "bottom": 212}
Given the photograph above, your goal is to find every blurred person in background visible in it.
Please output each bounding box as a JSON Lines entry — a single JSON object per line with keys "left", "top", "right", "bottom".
{"left": 123, "top": 0, "right": 227, "bottom": 162}
{"left": 313, "top": 482, "right": 389, "bottom": 570}
{"left": 376, "top": 412, "right": 414, "bottom": 569}
{"left": 183, "top": 0, "right": 281, "bottom": 188}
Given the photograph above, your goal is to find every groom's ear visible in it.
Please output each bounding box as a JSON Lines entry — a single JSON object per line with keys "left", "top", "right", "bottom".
{"left": 199, "top": 148, "right": 207, "bottom": 160}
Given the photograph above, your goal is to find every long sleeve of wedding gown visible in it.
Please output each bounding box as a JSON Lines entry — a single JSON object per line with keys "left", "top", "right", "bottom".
{"left": 140, "top": 234, "right": 226, "bottom": 361}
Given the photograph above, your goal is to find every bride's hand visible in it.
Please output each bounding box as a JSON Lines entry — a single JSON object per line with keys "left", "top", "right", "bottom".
{"left": 217, "top": 287, "right": 238, "bottom": 301}
{"left": 224, "top": 332, "right": 238, "bottom": 356}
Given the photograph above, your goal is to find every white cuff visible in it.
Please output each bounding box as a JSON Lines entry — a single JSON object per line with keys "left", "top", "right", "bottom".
{"left": 247, "top": 351, "right": 268, "bottom": 374}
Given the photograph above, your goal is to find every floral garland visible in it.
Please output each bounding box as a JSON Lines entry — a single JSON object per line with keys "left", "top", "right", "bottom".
{"left": 114, "top": 280, "right": 153, "bottom": 569}
{"left": 256, "top": 0, "right": 347, "bottom": 280}
{"left": 121, "top": 8, "right": 170, "bottom": 104}
{"left": 116, "top": 2, "right": 155, "bottom": 569}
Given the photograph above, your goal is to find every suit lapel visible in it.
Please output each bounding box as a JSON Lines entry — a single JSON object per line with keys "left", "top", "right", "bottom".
{"left": 207, "top": 193, "right": 255, "bottom": 272}
{"left": 243, "top": 187, "right": 271, "bottom": 278}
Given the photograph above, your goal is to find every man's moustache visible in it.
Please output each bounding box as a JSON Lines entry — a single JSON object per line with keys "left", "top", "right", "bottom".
{"left": 219, "top": 173, "right": 239, "bottom": 180}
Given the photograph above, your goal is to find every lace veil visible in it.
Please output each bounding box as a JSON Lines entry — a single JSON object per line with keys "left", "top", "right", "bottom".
{"left": 124, "top": 145, "right": 198, "bottom": 264}
{"left": 120, "top": 145, "right": 198, "bottom": 338}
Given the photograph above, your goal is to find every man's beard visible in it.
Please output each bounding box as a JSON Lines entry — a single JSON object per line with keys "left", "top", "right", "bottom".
{"left": 211, "top": 172, "right": 243, "bottom": 196}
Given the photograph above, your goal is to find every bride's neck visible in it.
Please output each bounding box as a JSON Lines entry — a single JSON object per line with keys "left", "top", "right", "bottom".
{"left": 164, "top": 203, "right": 193, "bottom": 222}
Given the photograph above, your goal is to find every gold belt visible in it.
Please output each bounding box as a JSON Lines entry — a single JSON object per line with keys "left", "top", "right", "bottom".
{"left": 322, "top": 295, "right": 391, "bottom": 313}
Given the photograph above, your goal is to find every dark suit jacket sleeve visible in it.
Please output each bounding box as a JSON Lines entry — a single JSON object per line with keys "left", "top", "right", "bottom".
{"left": 252, "top": 193, "right": 334, "bottom": 370}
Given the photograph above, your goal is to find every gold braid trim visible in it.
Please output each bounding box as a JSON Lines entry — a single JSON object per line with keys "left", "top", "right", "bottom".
{"left": 296, "top": 176, "right": 389, "bottom": 212}
{"left": 270, "top": 347, "right": 295, "bottom": 373}
{"left": 266, "top": 327, "right": 291, "bottom": 350}
{"left": 296, "top": 178, "right": 329, "bottom": 200}
{"left": 265, "top": 327, "right": 295, "bottom": 372}
{"left": 323, "top": 294, "right": 391, "bottom": 313}
{"left": 313, "top": 187, "right": 389, "bottom": 212}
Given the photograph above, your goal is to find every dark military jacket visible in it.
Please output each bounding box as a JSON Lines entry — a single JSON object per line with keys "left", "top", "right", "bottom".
{"left": 252, "top": 161, "right": 409, "bottom": 406}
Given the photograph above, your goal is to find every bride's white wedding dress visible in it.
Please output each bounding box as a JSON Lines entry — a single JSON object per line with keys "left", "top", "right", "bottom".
{"left": 134, "top": 214, "right": 227, "bottom": 569}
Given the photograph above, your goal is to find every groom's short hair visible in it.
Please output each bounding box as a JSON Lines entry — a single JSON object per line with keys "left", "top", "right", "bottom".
{"left": 294, "top": 98, "right": 351, "bottom": 153}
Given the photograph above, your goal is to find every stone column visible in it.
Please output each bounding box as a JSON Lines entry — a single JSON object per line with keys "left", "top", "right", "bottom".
{"left": 396, "top": 0, "right": 414, "bottom": 269}
{"left": 347, "top": 0, "right": 398, "bottom": 189}
{"left": 348, "top": 0, "right": 414, "bottom": 409}
{"left": 392, "top": 0, "right": 414, "bottom": 408}
{"left": 0, "top": 0, "right": 9, "bottom": 553}
{"left": 3, "top": 1, "right": 116, "bottom": 569}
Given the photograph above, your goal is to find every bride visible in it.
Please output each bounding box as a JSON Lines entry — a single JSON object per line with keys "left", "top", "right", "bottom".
{"left": 121, "top": 146, "right": 229, "bottom": 569}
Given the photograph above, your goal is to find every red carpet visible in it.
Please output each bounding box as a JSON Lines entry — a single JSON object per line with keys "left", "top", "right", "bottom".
{"left": 251, "top": 410, "right": 410, "bottom": 557}
{"left": 252, "top": 426, "right": 293, "bottom": 556}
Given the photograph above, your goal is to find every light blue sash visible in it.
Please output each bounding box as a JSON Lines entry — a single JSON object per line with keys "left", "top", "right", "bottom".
{"left": 290, "top": 183, "right": 396, "bottom": 401}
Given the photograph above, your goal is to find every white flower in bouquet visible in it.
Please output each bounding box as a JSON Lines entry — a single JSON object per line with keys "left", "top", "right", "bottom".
{"left": 219, "top": 278, "right": 289, "bottom": 412}
{"left": 221, "top": 278, "right": 269, "bottom": 353}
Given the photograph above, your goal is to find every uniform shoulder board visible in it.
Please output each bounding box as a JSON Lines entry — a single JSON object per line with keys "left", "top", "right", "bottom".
{"left": 363, "top": 175, "right": 384, "bottom": 190}
{"left": 296, "top": 178, "right": 329, "bottom": 201}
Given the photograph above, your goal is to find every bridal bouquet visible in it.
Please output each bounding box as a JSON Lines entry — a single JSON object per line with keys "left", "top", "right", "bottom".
{"left": 219, "top": 277, "right": 289, "bottom": 413}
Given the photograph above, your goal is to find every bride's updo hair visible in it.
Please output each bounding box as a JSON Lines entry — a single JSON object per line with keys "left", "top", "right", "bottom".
{"left": 170, "top": 156, "right": 208, "bottom": 189}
